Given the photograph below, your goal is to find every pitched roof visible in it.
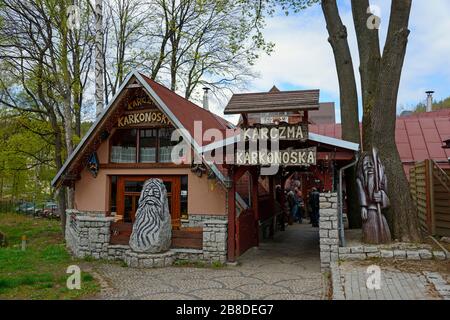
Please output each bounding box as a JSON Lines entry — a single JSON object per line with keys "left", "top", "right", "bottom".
{"left": 52, "top": 71, "right": 231, "bottom": 187}
{"left": 138, "top": 73, "right": 232, "bottom": 147}
{"left": 224, "top": 89, "right": 320, "bottom": 115}
{"left": 309, "top": 110, "right": 450, "bottom": 177}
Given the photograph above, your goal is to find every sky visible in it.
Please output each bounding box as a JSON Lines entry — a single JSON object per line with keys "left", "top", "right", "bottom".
{"left": 214, "top": 0, "right": 450, "bottom": 124}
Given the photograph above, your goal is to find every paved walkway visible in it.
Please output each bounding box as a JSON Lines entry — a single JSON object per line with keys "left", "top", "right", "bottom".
{"left": 92, "top": 223, "right": 326, "bottom": 300}
{"left": 334, "top": 261, "right": 448, "bottom": 300}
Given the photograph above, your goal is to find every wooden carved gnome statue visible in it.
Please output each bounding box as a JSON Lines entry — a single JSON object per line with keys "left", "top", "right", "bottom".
{"left": 356, "top": 148, "right": 391, "bottom": 244}
{"left": 129, "top": 179, "right": 172, "bottom": 253}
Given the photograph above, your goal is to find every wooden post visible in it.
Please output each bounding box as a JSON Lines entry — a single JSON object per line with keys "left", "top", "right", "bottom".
{"left": 251, "top": 169, "right": 259, "bottom": 246}
{"left": 227, "top": 169, "right": 236, "bottom": 262}
{"left": 427, "top": 160, "right": 436, "bottom": 235}
{"left": 280, "top": 176, "right": 287, "bottom": 231}
{"left": 269, "top": 175, "right": 275, "bottom": 238}
{"left": 426, "top": 160, "right": 436, "bottom": 235}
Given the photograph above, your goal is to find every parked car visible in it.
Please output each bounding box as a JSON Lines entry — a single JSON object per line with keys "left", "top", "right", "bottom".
{"left": 15, "top": 202, "right": 37, "bottom": 215}
{"left": 42, "top": 202, "right": 60, "bottom": 219}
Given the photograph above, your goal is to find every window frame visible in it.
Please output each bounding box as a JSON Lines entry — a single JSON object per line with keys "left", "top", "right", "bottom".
{"left": 109, "top": 127, "right": 176, "bottom": 164}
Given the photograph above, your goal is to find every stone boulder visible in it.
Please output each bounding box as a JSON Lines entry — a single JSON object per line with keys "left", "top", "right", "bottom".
{"left": 129, "top": 179, "right": 171, "bottom": 253}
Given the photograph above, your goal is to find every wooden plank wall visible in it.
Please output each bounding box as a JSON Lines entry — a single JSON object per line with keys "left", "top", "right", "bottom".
{"left": 433, "top": 166, "right": 450, "bottom": 237}
{"left": 410, "top": 160, "right": 450, "bottom": 237}
{"left": 410, "top": 161, "right": 430, "bottom": 233}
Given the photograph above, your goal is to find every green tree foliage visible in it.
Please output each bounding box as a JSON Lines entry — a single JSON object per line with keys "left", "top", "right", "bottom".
{"left": 0, "top": 110, "right": 55, "bottom": 202}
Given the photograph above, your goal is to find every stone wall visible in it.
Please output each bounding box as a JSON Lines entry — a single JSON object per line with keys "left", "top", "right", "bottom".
{"left": 202, "top": 220, "right": 228, "bottom": 263}
{"left": 317, "top": 193, "right": 449, "bottom": 271}
{"left": 319, "top": 193, "right": 340, "bottom": 271}
{"left": 65, "top": 209, "right": 114, "bottom": 259}
{"left": 338, "top": 246, "right": 449, "bottom": 261}
{"left": 65, "top": 210, "right": 228, "bottom": 266}
{"left": 182, "top": 214, "right": 227, "bottom": 227}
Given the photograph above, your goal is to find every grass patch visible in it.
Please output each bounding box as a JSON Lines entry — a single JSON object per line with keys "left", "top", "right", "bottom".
{"left": 173, "top": 259, "right": 226, "bottom": 269}
{"left": 0, "top": 212, "right": 100, "bottom": 299}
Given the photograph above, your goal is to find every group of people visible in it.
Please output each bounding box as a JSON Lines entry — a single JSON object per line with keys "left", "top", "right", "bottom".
{"left": 281, "top": 186, "right": 321, "bottom": 228}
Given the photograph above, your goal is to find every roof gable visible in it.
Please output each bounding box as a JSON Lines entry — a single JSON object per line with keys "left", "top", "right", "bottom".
{"left": 52, "top": 71, "right": 230, "bottom": 187}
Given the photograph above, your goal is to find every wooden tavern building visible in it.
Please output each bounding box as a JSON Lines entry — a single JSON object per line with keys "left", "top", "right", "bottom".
{"left": 52, "top": 71, "right": 359, "bottom": 263}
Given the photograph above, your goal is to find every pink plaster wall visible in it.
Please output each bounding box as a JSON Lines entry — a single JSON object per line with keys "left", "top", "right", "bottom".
{"left": 74, "top": 165, "right": 227, "bottom": 216}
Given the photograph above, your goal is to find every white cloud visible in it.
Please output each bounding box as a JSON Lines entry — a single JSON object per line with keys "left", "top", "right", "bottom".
{"left": 229, "top": 0, "right": 450, "bottom": 121}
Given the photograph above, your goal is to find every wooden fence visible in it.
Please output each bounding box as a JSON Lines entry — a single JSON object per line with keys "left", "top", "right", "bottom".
{"left": 410, "top": 160, "right": 450, "bottom": 236}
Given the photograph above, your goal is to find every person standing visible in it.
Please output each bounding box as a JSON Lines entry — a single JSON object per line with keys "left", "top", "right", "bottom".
{"left": 296, "top": 189, "right": 304, "bottom": 224}
{"left": 287, "top": 188, "right": 298, "bottom": 224}
{"left": 309, "top": 187, "right": 320, "bottom": 227}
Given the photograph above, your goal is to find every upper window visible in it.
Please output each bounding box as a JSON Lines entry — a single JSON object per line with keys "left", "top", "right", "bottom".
{"left": 159, "top": 127, "right": 177, "bottom": 163}
{"left": 110, "top": 127, "right": 177, "bottom": 164}
{"left": 111, "top": 129, "right": 137, "bottom": 163}
{"left": 139, "top": 129, "right": 158, "bottom": 163}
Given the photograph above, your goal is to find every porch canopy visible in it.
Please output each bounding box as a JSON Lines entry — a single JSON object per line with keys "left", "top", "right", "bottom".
{"left": 203, "top": 87, "right": 360, "bottom": 261}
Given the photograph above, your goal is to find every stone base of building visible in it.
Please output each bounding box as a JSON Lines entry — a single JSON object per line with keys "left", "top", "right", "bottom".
{"left": 65, "top": 210, "right": 228, "bottom": 267}
{"left": 124, "top": 250, "right": 176, "bottom": 268}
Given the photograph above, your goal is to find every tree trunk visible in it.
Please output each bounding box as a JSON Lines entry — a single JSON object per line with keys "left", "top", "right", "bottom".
{"left": 351, "top": 0, "right": 381, "bottom": 151}
{"left": 322, "top": 0, "right": 361, "bottom": 228}
{"left": 322, "top": 0, "right": 360, "bottom": 145}
{"left": 369, "top": 0, "right": 421, "bottom": 241}
{"left": 95, "top": 0, "right": 104, "bottom": 117}
{"left": 58, "top": 187, "right": 67, "bottom": 237}
{"left": 49, "top": 112, "right": 67, "bottom": 237}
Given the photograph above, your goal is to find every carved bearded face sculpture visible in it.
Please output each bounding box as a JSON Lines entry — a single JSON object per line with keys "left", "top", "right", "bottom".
{"left": 362, "top": 154, "right": 376, "bottom": 197}
{"left": 129, "top": 178, "right": 172, "bottom": 253}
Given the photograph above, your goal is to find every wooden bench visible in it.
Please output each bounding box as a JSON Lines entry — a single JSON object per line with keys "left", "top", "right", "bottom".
{"left": 171, "top": 227, "right": 203, "bottom": 250}
{"left": 109, "top": 223, "right": 203, "bottom": 249}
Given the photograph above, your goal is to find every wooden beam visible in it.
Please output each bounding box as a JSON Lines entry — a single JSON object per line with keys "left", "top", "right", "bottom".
{"left": 227, "top": 169, "right": 237, "bottom": 262}
{"left": 317, "top": 151, "right": 355, "bottom": 161}
{"left": 251, "top": 168, "right": 259, "bottom": 246}
{"left": 269, "top": 175, "right": 275, "bottom": 238}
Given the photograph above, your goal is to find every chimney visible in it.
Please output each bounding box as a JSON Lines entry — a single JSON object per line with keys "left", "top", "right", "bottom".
{"left": 202, "top": 87, "right": 210, "bottom": 111}
{"left": 426, "top": 91, "right": 434, "bottom": 112}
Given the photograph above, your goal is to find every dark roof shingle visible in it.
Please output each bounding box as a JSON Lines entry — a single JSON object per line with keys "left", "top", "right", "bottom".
{"left": 224, "top": 89, "right": 320, "bottom": 115}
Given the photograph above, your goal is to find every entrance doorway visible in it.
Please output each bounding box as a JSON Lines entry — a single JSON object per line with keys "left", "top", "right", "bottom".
{"left": 116, "top": 176, "right": 181, "bottom": 228}
{"left": 110, "top": 175, "right": 182, "bottom": 245}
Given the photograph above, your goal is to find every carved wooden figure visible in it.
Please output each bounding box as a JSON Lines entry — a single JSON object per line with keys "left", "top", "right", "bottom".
{"left": 356, "top": 148, "right": 391, "bottom": 244}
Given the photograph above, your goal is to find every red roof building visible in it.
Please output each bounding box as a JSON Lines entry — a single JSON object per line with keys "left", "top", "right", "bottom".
{"left": 309, "top": 110, "right": 450, "bottom": 179}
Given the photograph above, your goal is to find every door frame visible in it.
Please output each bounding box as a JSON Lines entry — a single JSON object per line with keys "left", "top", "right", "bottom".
{"left": 115, "top": 175, "right": 181, "bottom": 229}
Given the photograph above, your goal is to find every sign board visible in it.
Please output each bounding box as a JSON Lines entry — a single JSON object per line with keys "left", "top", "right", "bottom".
{"left": 235, "top": 147, "right": 316, "bottom": 166}
{"left": 260, "top": 115, "right": 289, "bottom": 124}
{"left": 117, "top": 111, "right": 171, "bottom": 127}
{"left": 126, "top": 96, "right": 155, "bottom": 110}
{"left": 240, "top": 123, "right": 308, "bottom": 142}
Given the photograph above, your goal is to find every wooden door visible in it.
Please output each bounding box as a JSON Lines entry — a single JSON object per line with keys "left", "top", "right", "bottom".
{"left": 236, "top": 208, "right": 258, "bottom": 256}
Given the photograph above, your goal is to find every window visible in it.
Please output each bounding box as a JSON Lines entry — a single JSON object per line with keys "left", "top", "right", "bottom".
{"left": 159, "top": 128, "right": 176, "bottom": 163}
{"left": 111, "top": 129, "right": 137, "bottom": 163}
{"left": 110, "top": 127, "right": 178, "bottom": 164}
{"left": 139, "top": 129, "right": 158, "bottom": 163}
